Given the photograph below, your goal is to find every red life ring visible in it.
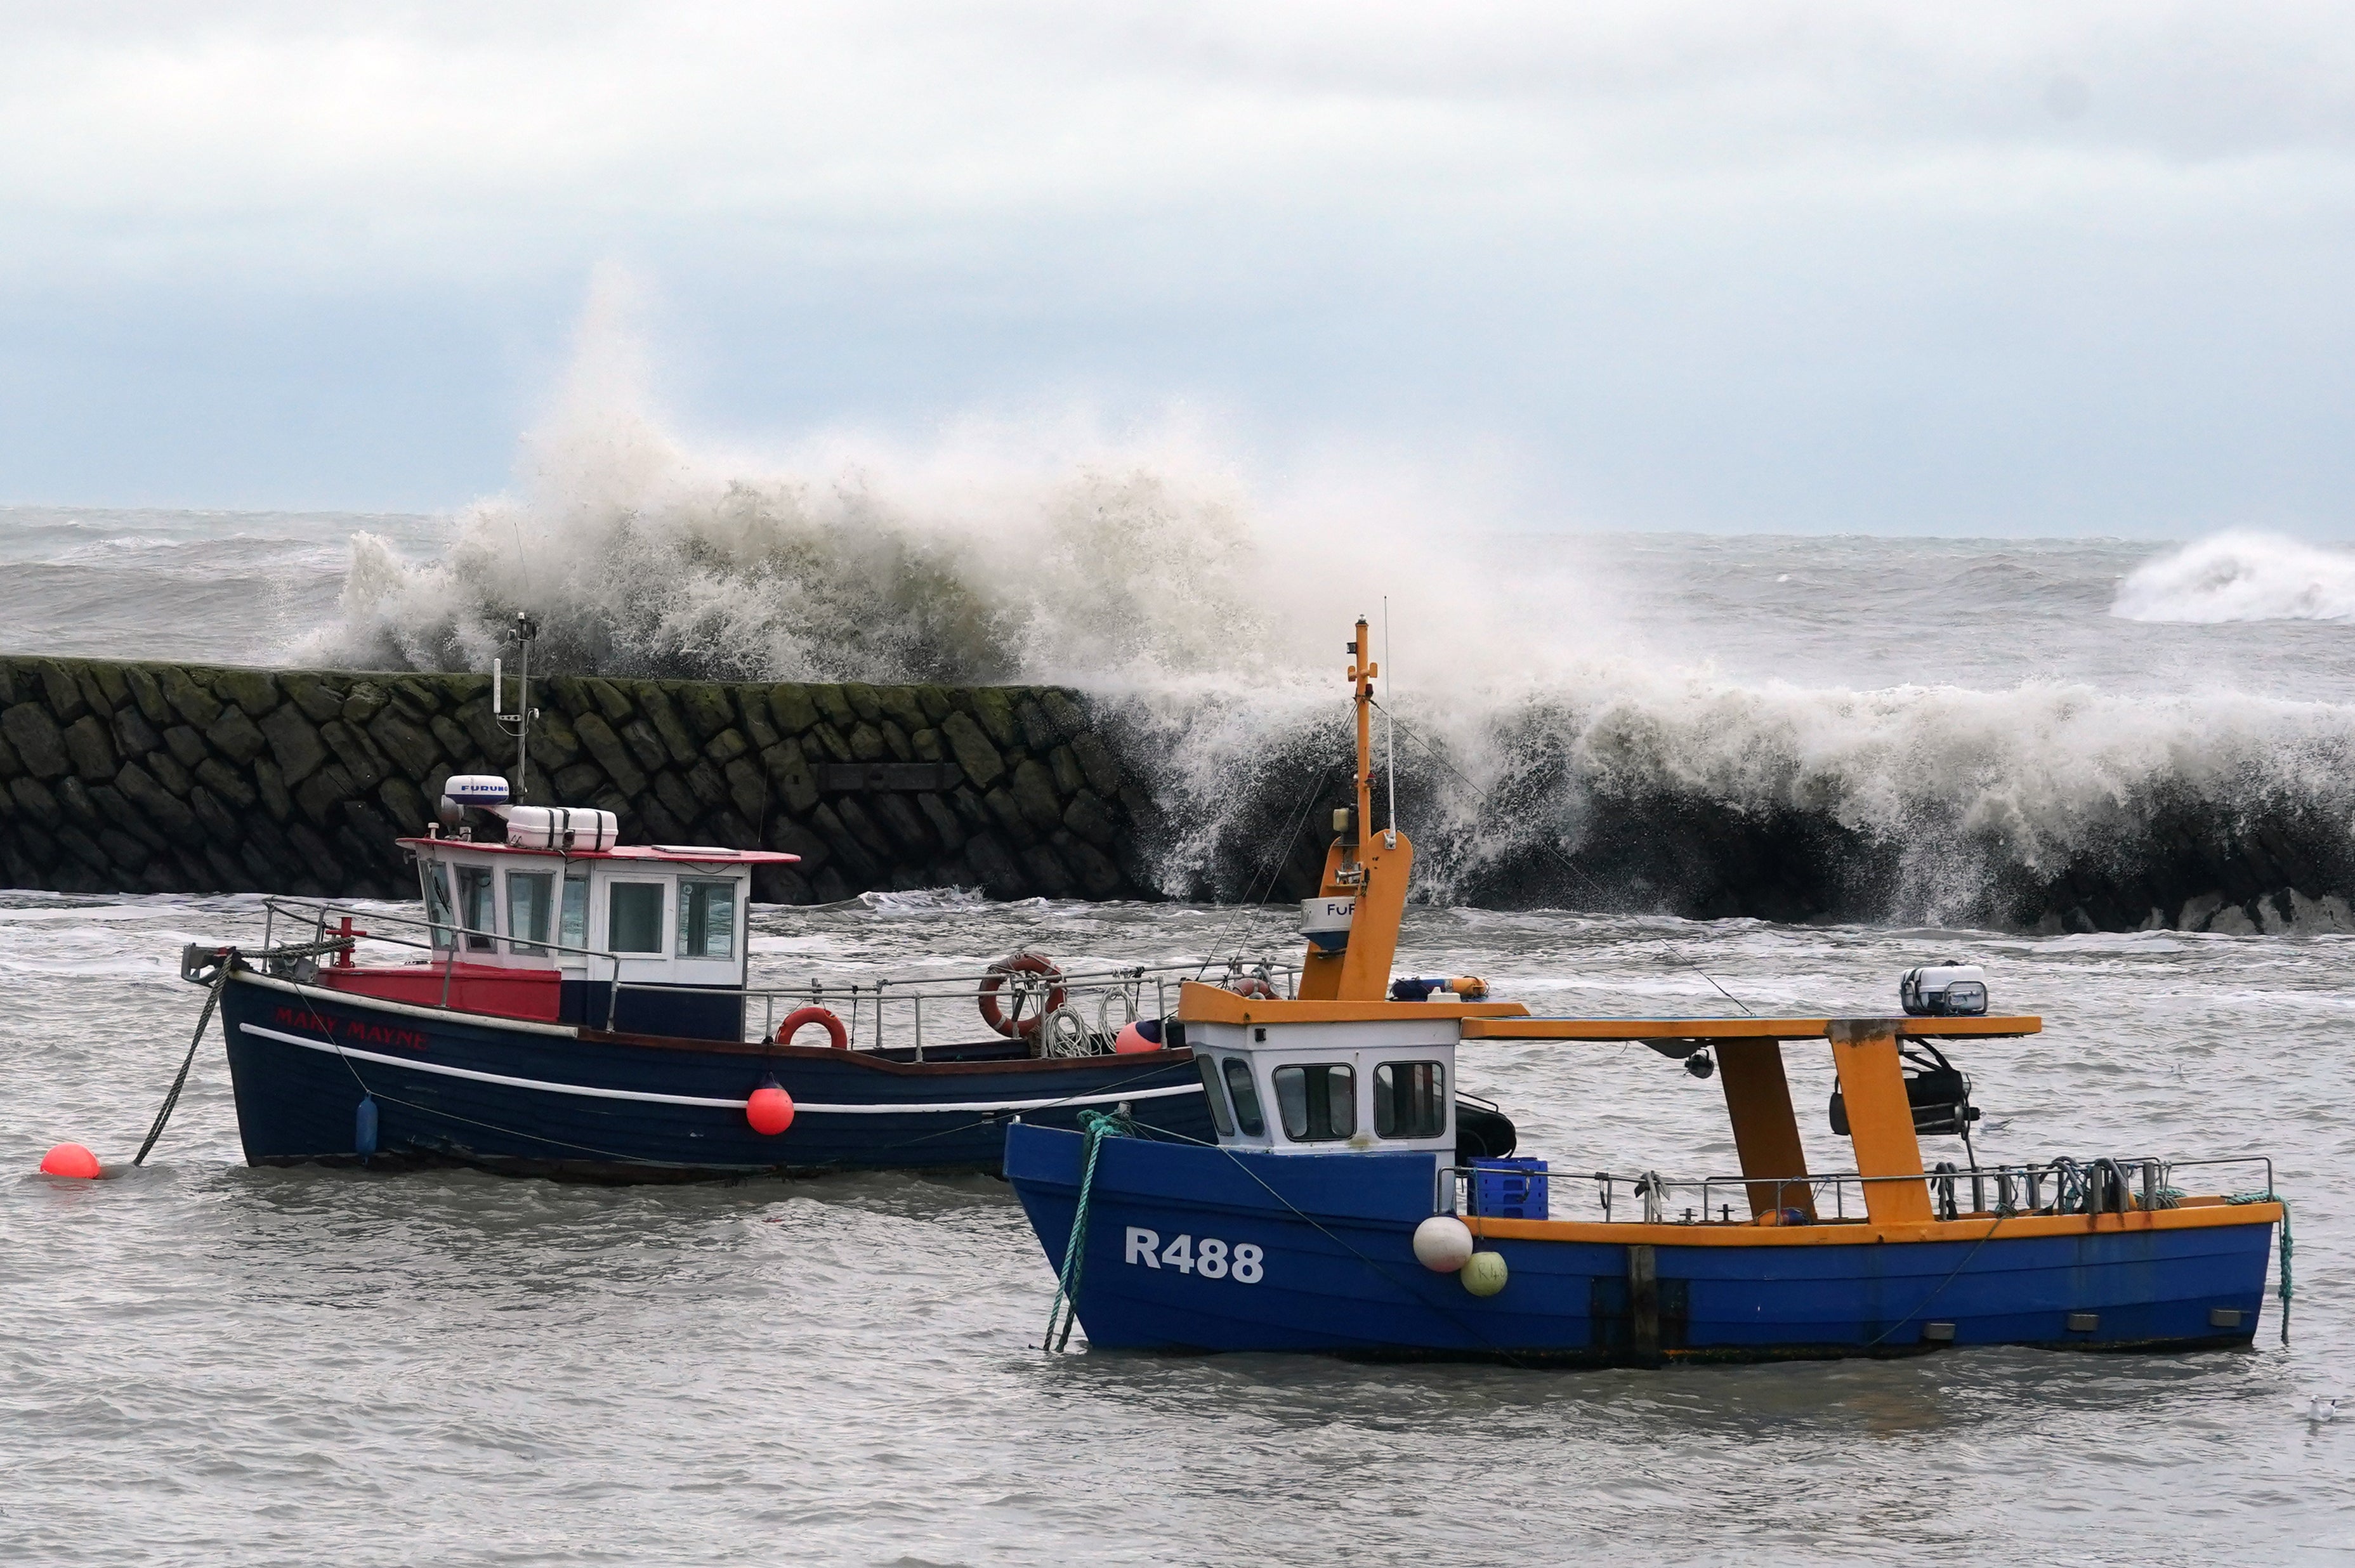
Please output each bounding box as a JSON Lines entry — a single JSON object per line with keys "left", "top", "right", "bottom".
{"left": 777, "top": 1005, "right": 848, "bottom": 1050}
{"left": 1228, "top": 977, "right": 1279, "bottom": 999}
{"left": 978, "top": 951, "right": 1066, "bottom": 1039}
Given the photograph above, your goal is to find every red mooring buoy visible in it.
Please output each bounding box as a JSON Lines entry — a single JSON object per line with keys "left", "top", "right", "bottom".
{"left": 745, "top": 1084, "right": 795, "bottom": 1136}
{"left": 39, "top": 1142, "right": 102, "bottom": 1179}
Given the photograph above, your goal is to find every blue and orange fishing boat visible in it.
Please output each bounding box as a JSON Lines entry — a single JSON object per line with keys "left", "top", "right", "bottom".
{"left": 1006, "top": 619, "right": 2288, "bottom": 1362}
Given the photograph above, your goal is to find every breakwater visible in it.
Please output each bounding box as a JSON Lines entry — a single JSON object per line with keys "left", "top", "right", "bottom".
{"left": 0, "top": 657, "right": 1148, "bottom": 904}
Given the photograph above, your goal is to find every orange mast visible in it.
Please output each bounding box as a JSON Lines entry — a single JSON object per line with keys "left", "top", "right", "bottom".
{"left": 1298, "top": 617, "right": 1414, "bottom": 1001}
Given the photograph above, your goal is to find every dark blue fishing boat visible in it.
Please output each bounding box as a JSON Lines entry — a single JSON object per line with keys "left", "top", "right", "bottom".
{"left": 1004, "top": 619, "right": 2287, "bottom": 1362}
{"left": 190, "top": 776, "right": 1217, "bottom": 1178}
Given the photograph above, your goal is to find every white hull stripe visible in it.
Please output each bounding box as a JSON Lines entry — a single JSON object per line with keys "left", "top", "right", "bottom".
{"left": 237, "top": 1022, "right": 1202, "bottom": 1116}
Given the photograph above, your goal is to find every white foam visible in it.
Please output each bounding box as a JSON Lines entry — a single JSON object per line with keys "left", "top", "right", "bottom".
{"left": 2112, "top": 531, "right": 2355, "bottom": 624}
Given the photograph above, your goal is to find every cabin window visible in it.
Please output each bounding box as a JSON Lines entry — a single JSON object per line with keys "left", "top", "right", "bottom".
{"left": 1374, "top": 1061, "right": 1446, "bottom": 1139}
{"left": 678, "top": 878, "right": 738, "bottom": 960}
{"left": 507, "top": 871, "right": 553, "bottom": 955}
{"left": 1221, "top": 1057, "right": 1266, "bottom": 1137}
{"left": 560, "top": 867, "right": 588, "bottom": 952}
{"left": 423, "top": 863, "right": 456, "bottom": 950}
{"left": 456, "top": 865, "right": 497, "bottom": 952}
{"left": 1273, "top": 1063, "right": 1356, "bottom": 1142}
{"left": 1196, "top": 1053, "right": 1235, "bottom": 1137}
{"left": 608, "top": 882, "right": 665, "bottom": 953}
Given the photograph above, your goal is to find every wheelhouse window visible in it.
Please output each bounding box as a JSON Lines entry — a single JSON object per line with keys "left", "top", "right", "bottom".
{"left": 678, "top": 878, "right": 737, "bottom": 960}
{"left": 1197, "top": 1053, "right": 1235, "bottom": 1137}
{"left": 1374, "top": 1061, "right": 1446, "bottom": 1139}
{"left": 456, "top": 865, "right": 497, "bottom": 953}
{"left": 423, "top": 863, "right": 456, "bottom": 950}
{"left": 608, "top": 882, "right": 665, "bottom": 953}
{"left": 1221, "top": 1057, "right": 1266, "bottom": 1137}
{"left": 1273, "top": 1062, "right": 1356, "bottom": 1142}
{"left": 507, "top": 871, "right": 554, "bottom": 955}
{"left": 560, "top": 866, "right": 588, "bottom": 953}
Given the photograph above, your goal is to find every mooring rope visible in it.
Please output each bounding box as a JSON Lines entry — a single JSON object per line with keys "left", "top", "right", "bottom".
{"left": 1042, "top": 1108, "right": 1129, "bottom": 1352}
{"left": 133, "top": 953, "right": 234, "bottom": 1166}
{"left": 2227, "top": 1189, "right": 2294, "bottom": 1345}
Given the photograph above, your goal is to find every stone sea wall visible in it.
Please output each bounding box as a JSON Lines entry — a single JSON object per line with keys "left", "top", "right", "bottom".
{"left": 0, "top": 657, "right": 1154, "bottom": 904}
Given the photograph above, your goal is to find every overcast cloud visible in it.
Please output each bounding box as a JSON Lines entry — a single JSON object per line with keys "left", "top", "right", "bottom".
{"left": 1, "top": 2, "right": 2349, "bottom": 530}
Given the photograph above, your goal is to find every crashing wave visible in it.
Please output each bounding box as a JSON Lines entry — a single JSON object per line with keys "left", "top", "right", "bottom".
{"left": 2113, "top": 532, "right": 2355, "bottom": 624}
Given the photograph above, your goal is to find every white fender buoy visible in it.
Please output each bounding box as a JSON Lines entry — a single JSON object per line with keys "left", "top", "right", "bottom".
{"left": 1413, "top": 1215, "right": 1474, "bottom": 1273}
{"left": 1460, "top": 1251, "right": 1509, "bottom": 1297}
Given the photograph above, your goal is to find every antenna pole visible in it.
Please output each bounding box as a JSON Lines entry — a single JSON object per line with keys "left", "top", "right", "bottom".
{"left": 1383, "top": 597, "right": 1396, "bottom": 847}
{"left": 496, "top": 611, "right": 541, "bottom": 799}
{"left": 1350, "top": 615, "right": 1375, "bottom": 850}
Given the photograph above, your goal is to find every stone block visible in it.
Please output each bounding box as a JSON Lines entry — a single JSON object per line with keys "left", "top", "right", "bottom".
{"left": 34, "top": 660, "right": 88, "bottom": 721}
{"left": 206, "top": 705, "right": 268, "bottom": 767}
{"left": 742, "top": 696, "right": 780, "bottom": 751}
{"left": 8, "top": 777, "right": 60, "bottom": 830}
{"left": 969, "top": 687, "right": 1021, "bottom": 749}
{"left": 112, "top": 705, "right": 162, "bottom": 759}
{"left": 377, "top": 776, "right": 431, "bottom": 834}
{"left": 910, "top": 727, "right": 943, "bottom": 763}
{"left": 916, "top": 792, "right": 965, "bottom": 851}
{"left": 704, "top": 727, "right": 749, "bottom": 767}
{"left": 808, "top": 722, "right": 855, "bottom": 764}
{"left": 1041, "top": 689, "right": 1087, "bottom": 740}
{"left": 875, "top": 793, "right": 935, "bottom": 856}
{"left": 619, "top": 717, "right": 669, "bottom": 773}
{"left": 532, "top": 707, "right": 582, "bottom": 768}
{"left": 725, "top": 757, "right": 767, "bottom": 825}
{"left": 367, "top": 709, "right": 443, "bottom": 779}
{"left": 145, "top": 749, "right": 193, "bottom": 797}
{"left": 876, "top": 686, "right": 928, "bottom": 731}
{"left": 98, "top": 827, "right": 152, "bottom": 872}
{"left": 189, "top": 785, "right": 240, "bottom": 840}
{"left": 157, "top": 666, "right": 223, "bottom": 728}
{"left": 295, "top": 762, "right": 357, "bottom": 827}
{"left": 194, "top": 758, "right": 256, "bottom": 809}
{"left": 761, "top": 741, "right": 818, "bottom": 814}
{"left": 638, "top": 687, "right": 700, "bottom": 764}
{"left": 63, "top": 715, "right": 117, "bottom": 781}
{"left": 1017, "top": 698, "right": 1056, "bottom": 752}
{"left": 586, "top": 677, "right": 635, "bottom": 722}
{"left": 282, "top": 673, "right": 343, "bottom": 723}
{"left": 915, "top": 685, "right": 954, "bottom": 723}
{"left": 842, "top": 682, "right": 884, "bottom": 724}
{"left": 764, "top": 816, "right": 831, "bottom": 868}
{"left": 1050, "top": 744, "right": 1085, "bottom": 797}
{"left": 319, "top": 720, "right": 388, "bottom": 791}
{"left": 685, "top": 760, "right": 727, "bottom": 810}
{"left": 553, "top": 762, "right": 605, "bottom": 800}
{"left": 456, "top": 698, "right": 506, "bottom": 760}
{"left": 638, "top": 796, "right": 691, "bottom": 844}
{"left": 1063, "top": 788, "right": 1120, "bottom": 849}
{"left": 810, "top": 802, "right": 879, "bottom": 877}
{"left": 2, "top": 704, "right": 69, "bottom": 779}
{"left": 254, "top": 758, "right": 294, "bottom": 823}
{"left": 768, "top": 684, "right": 820, "bottom": 735}
{"left": 940, "top": 712, "right": 1004, "bottom": 790}
{"left": 702, "top": 808, "right": 758, "bottom": 849}
{"left": 55, "top": 825, "right": 108, "bottom": 873}
{"left": 751, "top": 864, "right": 816, "bottom": 905}
{"left": 848, "top": 722, "right": 888, "bottom": 762}
{"left": 653, "top": 771, "right": 699, "bottom": 826}
{"left": 56, "top": 776, "right": 99, "bottom": 826}
{"left": 429, "top": 715, "right": 475, "bottom": 767}
{"left": 341, "top": 681, "right": 390, "bottom": 726}
{"left": 213, "top": 669, "right": 280, "bottom": 717}
{"left": 812, "top": 684, "right": 857, "bottom": 729}
{"left": 257, "top": 704, "right": 325, "bottom": 782}
{"left": 1063, "top": 837, "right": 1124, "bottom": 898}
{"left": 124, "top": 665, "right": 170, "bottom": 725}
{"left": 811, "top": 866, "right": 851, "bottom": 903}
{"left": 572, "top": 714, "right": 647, "bottom": 796}
{"left": 983, "top": 785, "right": 1037, "bottom": 847}
{"left": 114, "top": 763, "right": 197, "bottom": 839}
{"left": 1022, "top": 842, "right": 1075, "bottom": 896}
{"left": 0, "top": 729, "right": 18, "bottom": 781}
{"left": 878, "top": 721, "right": 913, "bottom": 762}
{"left": 1071, "top": 732, "right": 1124, "bottom": 797}
{"left": 1010, "top": 757, "right": 1065, "bottom": 833}
{"left": 676, "top": 683, "right": 737, "bottom": 742}
{"left": 962, "top": 832, "right": 1025, "bottom": 899}
{"left": 392, "top": 677, "right": 443, "bottom": 715}
{"left": 163, "top": 726, "right": 209, "bottom": 771}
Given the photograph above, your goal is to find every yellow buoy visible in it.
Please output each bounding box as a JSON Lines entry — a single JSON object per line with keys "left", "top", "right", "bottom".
{"left": 1460, "top": 1250, "right": 1509, "bottom": 1297}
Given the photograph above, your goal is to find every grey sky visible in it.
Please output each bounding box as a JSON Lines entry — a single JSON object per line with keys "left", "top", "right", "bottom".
{"left": 1, "top": 1, "right": 2349, "bottom": 533}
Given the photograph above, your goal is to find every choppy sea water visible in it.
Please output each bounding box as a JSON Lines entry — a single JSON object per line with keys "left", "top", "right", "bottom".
{"left": 6, "top": 888, "right": 2349, "bottom": 1565}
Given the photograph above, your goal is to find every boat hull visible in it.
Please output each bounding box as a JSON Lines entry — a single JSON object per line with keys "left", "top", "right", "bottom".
{"left": 1006, "top": 1125, "right": 2278, "bottom": 1362}
{"left": 220, "top": 970, "right": 1210, "bottom": 1179}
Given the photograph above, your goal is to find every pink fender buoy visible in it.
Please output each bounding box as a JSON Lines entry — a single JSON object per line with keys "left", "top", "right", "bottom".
{"left": 39, "top": 1142, "right": 102, "bottom": 1179}
{"left": 1113, "top": 1017, "right": 1165, "bottom": 1055}
{"left": 745, "top": 1082, "right": 796, "bottom": 1136}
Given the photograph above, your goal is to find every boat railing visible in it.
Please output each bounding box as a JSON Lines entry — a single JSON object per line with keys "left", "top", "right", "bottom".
{"left": 1448, "top": 1153, "right": 2277, "bottom": 1226}
{"left": 253, "top": 895, "right": 1290, "bottom": 1057}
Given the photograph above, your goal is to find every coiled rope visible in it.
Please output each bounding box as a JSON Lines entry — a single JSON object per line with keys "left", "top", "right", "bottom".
{"left": 1042, "top": 1108, "right": 1130, "bottom": 1353}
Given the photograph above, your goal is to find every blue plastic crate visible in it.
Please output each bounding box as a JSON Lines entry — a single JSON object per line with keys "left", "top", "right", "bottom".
{"left": 1472, "top": 1157, "right": 1549, "bottom": 1220}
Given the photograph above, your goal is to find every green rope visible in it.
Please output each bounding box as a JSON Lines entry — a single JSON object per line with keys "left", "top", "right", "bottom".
{"left": 1043, "top": 1109, "right": 1131, "bottom": 1353}
{"left": 2227, "top": 1190, "right": 2293, "bottom": 1345}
